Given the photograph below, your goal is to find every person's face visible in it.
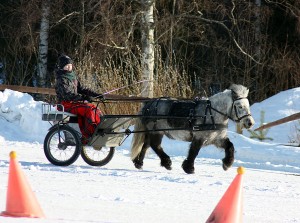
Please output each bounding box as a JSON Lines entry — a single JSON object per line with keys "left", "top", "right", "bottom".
{"left": 63, "top": 64, "right": 73, "bottom": 72}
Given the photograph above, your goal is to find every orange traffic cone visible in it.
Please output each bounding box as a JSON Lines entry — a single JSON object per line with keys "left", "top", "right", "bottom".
{"left": 206, "top": 166, "right": 245, "bottom": 223}
{"left": 1, "top": 151, "right": 45, "bottom": 218}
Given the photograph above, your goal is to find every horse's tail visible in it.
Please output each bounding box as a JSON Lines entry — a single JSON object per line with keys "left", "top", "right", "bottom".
{"left": 130, "top": 118, "right": 146, "bottom": 160}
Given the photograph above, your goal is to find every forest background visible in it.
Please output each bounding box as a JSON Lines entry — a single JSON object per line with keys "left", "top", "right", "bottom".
{"left": 0, "top": 0, "right": 299, "bottom": 114}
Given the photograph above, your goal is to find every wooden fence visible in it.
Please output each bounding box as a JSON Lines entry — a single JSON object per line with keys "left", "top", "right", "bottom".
{"left": 0, "top": 85, "right": 56, "bottom": 95}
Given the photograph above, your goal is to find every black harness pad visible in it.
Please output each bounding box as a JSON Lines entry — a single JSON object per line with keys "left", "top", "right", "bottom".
{"left": 168, "top": 101, "right": 196, "bottom": 117}
{"left": 167, "top": 100, "right": 197, "bottom": 128}
{"left": 141, "top": 98, "right": 214, "bottom": 130}
{"left": 142, "top": 98, "right": 172, "bottom": 116}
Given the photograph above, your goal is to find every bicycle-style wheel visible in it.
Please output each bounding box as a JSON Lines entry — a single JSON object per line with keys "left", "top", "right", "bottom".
{"left": 44, "top": 125, "right": 81, "bottom": 166}
{"left": 81, "top": 146, "right": 115, "bottom": 166}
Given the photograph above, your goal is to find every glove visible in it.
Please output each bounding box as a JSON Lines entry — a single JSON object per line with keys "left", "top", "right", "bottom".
{"left": 82, "top": 95, "right": 92, "bottom": 102}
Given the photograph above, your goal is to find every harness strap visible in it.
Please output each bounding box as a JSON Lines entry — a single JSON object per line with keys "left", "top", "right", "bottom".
{"left": 100, "top": 123, "right": 228, "bottom": 135}
{"left": 210, "top": 106, "right": 231, "bottom": 120}
{"left": 204, "top": 100, "right": 216, "bottom": 125}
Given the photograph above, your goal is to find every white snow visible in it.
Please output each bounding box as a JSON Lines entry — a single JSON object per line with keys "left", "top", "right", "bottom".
{"left": 1, "top": 87, "right": 300, "bottom": 223}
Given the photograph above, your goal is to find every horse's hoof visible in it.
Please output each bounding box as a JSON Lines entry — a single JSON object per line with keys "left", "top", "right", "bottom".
{"left": 161, "top": 158, "right": 172, "bottom": 170}
{"left": 222, "top": 158, "right": 233, "bottom": 171}
{"left": 222, "top": 163, "right": 229, "bottom": 171}
{"left": 133, "top": 161, "right": 143, "bottom": 169}
{"left": 164, "top": 165, "right": 172, "bottom": 170}
{"left": 182, "top": 160, "right": 195, "bottom": 174}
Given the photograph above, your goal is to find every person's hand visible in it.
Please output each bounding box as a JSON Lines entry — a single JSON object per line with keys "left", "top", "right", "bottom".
{"left": 83, "top": 95, "right": 92, "bottom": 102}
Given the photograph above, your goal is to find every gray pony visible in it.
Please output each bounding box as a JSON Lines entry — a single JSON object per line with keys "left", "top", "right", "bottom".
{"left": 130, "top": 84, "right": 255, "bottom": 174}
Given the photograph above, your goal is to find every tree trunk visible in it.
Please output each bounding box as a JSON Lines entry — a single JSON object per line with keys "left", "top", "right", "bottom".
{"left": 255, "top": 0, "right": 261, "bottom": 60}
{"left": 80, "top": 0, "right": 85, "bottom": 60}
{"left": 253, "top": 0, "right": 262, "bottom": 100}
{"left": 141, "top": 0, "right": 155, "bottom": 98}
{"left": 37, "top": 0, "right": 50, "bottom": 88}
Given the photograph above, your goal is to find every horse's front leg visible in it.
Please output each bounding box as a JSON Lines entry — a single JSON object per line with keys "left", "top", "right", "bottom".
{"left": 182, "top": 138, "right": 204, "bottom": 174}
{"left": 220, "top": 137, "right": 235, "bottom": 171}
{"left": 149, "top": 134, "right": 172, "bottom": 170}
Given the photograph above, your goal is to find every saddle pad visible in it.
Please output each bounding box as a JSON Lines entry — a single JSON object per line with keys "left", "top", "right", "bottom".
{"left": 168, "top": 100, "right": 196, "bottom": 117}
{"left": 141, "top": 98, "right": 211, "bottom": 128}
{"left": 142, "top": 98, "right": 173, "bottom": 116}
{"left": 142, "top": 99, "right": 197, "bottom": 117}
{"left": 166, "top": 101, "right": 196, "bottom": 128}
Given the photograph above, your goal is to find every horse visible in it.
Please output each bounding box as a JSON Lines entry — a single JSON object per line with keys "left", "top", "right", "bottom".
{"left": 130, "top": 84, "right": 255, "bottom": 174}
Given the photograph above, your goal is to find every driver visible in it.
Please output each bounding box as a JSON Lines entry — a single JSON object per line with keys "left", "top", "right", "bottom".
{"left": 55, "top": 54, "right": 103, "bottom": 144}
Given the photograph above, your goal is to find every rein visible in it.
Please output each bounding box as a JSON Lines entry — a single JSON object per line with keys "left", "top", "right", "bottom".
{"left": 103, "top": 80, "right": 152, "bottom": 95}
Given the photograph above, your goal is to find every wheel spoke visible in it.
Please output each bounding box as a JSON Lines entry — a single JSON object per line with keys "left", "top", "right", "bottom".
{"left": 81, "top": 146, "right": 115, "bottom": 166}
{"left": 83, "top": 146, "right": 110, "bottom": 161}
{"left": 44, "top": 125, "right": 81, "bottom": 166}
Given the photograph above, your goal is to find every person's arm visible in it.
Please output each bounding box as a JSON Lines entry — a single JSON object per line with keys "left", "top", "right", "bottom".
{"left": 77, "top": 80, "right": 102, "bottom": 98}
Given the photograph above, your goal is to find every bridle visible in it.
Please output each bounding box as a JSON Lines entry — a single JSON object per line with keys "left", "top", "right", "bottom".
{"left": 211, "top": 90, "right": 252, "bottom": 123}
{"left": 230, "top": 97, "right": 252, "bottom": 122}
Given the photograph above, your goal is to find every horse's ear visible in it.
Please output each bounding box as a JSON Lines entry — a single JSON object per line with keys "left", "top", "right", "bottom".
{"left": 246, "top": 88, "right": 249, "bottom": 96}
{"left": 231, "top": 90, "right": 239, "bottom": 100}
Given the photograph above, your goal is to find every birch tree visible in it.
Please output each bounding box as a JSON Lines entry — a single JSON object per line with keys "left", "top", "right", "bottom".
{"left": 255, "top": 0, "right": 261, "bottom": 61}
{"left": 141, "top": 0, "right": 155, "bottom": 98}
{"left": 37, "top": 0, "right": 50, "bottom": 88}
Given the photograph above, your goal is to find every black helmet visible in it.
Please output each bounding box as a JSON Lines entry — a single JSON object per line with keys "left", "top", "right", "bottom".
{"left": 58, "top": 55, "right": 72, "bottom": 69}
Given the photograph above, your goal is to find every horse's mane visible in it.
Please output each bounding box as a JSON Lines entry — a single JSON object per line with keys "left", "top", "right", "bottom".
{"left": 229, "top": 84, "right": 249, "bottom": 98}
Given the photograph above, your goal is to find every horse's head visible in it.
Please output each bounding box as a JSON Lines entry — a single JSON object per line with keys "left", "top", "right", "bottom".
{"left": 228, "top": 84, "right": 255, "bottom": 129}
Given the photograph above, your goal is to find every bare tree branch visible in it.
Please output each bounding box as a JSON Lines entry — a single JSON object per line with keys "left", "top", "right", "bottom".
{"left": 186, "top": 12, "right": 262, "bottom": 65}
{"left": 126, "top": 11, "right": 143, "bottom": 46}
{"left": 265, "top": 0, "right": 300, "bottom": 18}
{"left": 96, "top": 40, "right": 127, "bottom": 50}
{"left": 230, "top": 0, "right": 237, "bottom": 25}
{"left": 51, "top": 11, "right": 80, "bottom": 28}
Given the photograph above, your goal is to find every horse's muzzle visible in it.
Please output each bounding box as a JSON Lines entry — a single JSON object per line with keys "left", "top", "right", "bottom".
{"left": 242, "top": 116, "right": 255, "bottom": 129}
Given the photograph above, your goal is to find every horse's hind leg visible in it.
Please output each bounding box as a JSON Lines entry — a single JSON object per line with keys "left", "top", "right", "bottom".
{"left": 132, "top": 134, "right": 150, "bottom": 169}
{"left": 149, "top": 134, "right": 172, "bottom": 170}
{"left": 182, "top": 138, "right": 203, "bottom": 174}
{"left": 220, "top": 137, "right": 235, "bottom": 171}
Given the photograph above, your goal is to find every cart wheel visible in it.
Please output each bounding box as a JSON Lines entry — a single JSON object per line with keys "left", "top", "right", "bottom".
{"left": 44, "top": 125, "right": 81, "bottom": 166}
{"left": 81, "top": 146, "right": 115, "bottom": 166}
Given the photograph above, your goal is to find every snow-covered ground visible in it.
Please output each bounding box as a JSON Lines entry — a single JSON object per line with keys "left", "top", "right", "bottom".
{"left": 0, "top": 87, "right": 300, "bottom": 223}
